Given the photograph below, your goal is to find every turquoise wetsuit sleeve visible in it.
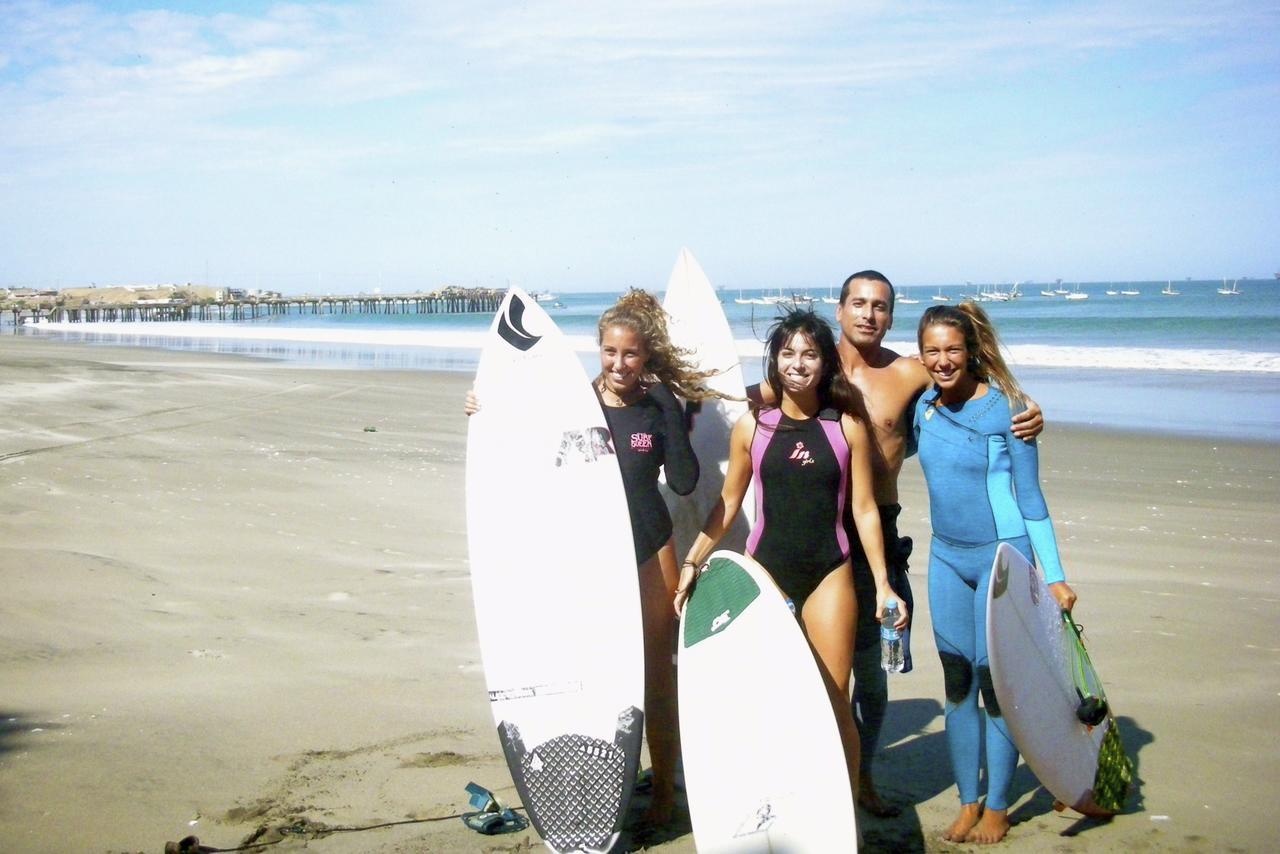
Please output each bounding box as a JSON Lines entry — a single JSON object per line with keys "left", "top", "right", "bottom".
{"left": 1005, "top": 404, "right": 1066, "bottom": 584}
{"left": 649, "top": 383, "right": 699, "bottom": 496}
{"left": 1024, "top": 517, "right": 1064, "bottom": 585}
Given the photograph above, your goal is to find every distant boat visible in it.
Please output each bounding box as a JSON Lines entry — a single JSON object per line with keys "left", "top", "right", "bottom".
{"left": 931, "top": 287, "right": 951, "bottom": 302}
{"left": 986, "top": 283, "right": 1014, "bottom": 302}
{"left": 821, "top": 286, "right": 839, "bottom": 304}
{"left": 533, "top": 292, "right": 558, "bottom": 303}
{"left": 897, "top": 293, "right": 920, "bottom": 304}
{"left": 1161, "top": 281, "right": 1180, "bottom": 296}
{"left": 1064, "top": 284, "right": 1089, "bottom": 301}
{"left": 1216, "top": 279, "right": 1241, "bottom": 295}
{"left": 1120, "top": 287, "right": 1141, "bottom": 296}
{"left": 1040, "top": 288, "right": 1056, "bottom": 297}
{"left": 1105, "top": 283, "right": 1119, "bottom": 296}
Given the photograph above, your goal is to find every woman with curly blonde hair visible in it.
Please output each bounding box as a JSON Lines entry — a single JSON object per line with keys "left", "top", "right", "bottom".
{"left": 596, "top": 289, "right": 720, "bottom": 402}
{"left": 467, "top": 288, "right": 720, "bottom": 824}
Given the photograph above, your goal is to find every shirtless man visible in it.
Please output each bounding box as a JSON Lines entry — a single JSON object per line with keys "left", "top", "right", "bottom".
{"left": 751, "top": 270, "right": 1043, "bottom": 818}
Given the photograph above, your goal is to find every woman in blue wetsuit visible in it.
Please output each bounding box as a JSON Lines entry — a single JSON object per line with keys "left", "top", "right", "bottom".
{"left": 468, "top": 289, "right": 719, "bottom": 824}
{"left": 913, "top": 303, "right": 1077, "bottom": 845}
{"left": 674, "top": 309, "right": 909, "bottom": 807}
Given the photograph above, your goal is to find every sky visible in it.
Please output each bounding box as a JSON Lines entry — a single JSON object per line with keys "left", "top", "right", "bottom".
{"left": 2, "top": 0, "right": 1277, "bottom": 294}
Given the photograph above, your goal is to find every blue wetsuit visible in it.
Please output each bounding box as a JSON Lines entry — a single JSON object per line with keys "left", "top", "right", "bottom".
{"left": 914, "top": 385, "right": 1065, "bottom": 811}
{"left": 747, "top": 407, "right": 850, "bottom": 613}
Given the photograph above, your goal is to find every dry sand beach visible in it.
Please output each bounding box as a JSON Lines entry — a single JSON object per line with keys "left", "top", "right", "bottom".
{"left": 1, "top": 335, "right": 1277, "bottom": 853}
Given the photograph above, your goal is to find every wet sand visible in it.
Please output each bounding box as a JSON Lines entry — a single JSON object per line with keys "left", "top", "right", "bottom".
{"left": 1, "top": 335, "right": 1276, "bottom": 852}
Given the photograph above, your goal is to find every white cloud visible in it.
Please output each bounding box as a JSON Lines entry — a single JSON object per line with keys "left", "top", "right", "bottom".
{"left": 0, "top": 0, "right": 1275, "bottom": 285}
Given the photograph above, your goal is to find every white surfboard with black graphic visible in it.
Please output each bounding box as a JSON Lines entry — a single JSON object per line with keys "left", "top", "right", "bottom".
{"left": 466, "top": 288, "right": 645, "bottom": 853}
{"left": 677, "top": 550, "right": 858, "bottom": 852}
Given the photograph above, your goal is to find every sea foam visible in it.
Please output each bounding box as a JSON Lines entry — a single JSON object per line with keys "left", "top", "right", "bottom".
{"left": 24, "top": 320, "right": 1280, "bottom": 374}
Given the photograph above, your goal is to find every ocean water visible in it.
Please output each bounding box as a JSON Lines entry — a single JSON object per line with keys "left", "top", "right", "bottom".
{"left": 17, "top": 279, "right": 1280, "bottom": 441}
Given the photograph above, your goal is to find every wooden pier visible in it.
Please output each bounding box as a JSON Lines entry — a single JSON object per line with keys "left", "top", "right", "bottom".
{"left": 3, "top": 287, "right": 505, "bottom": 327}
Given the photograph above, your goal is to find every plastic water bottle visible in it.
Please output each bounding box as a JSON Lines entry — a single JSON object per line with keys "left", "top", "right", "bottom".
{"left": 881, "top": 599, "right": 905, "bottom": 673}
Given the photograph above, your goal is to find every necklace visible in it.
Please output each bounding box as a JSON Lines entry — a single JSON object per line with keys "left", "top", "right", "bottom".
{"left": 597, "top": 378, "right": 644, "bottom": 407}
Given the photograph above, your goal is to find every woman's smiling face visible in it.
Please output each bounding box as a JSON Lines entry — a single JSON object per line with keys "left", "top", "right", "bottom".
{"left": 776, "top": 331, "right": 823, "bottom": 395}
{"left": 599, "top": 323, "right": 649, "bottom": 396}
{"left": 919, "top": 323, "right": 970, "bottom": 393}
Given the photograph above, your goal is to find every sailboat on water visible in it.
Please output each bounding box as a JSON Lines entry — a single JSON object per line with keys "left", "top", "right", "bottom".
{"left": 931, "top": 287, "right": 950, "bottom": 302}
{"left": 1216, "top": 279, "right": 1241, "bottom": 295}
{"left": 1161, "top": 281, "right": 1180, "bottom": 296}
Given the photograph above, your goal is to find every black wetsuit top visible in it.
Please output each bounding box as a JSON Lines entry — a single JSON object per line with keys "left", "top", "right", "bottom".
{"left": 595, "top": 383, "right": 699, "bottom": 564}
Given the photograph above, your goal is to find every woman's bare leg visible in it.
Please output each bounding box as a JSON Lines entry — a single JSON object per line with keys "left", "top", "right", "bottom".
{"left": 799, "top": 562, "right": 861, "bottom": 805}
{"left": 638, "top": 540, "right": 681, "bottom": 823}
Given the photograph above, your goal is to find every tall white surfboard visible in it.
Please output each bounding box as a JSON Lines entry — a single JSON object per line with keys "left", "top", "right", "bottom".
{"left": 678, "top": 551, "right": 858, "bottom": 852}
{"left": 660, "top": 248, "right": 753, "bottom": 554}
{"left": 987, "top": 542, "right": 1125, "bottom": 817}
{"left": 466, "top": 288, "right": 645, "bottom": 853}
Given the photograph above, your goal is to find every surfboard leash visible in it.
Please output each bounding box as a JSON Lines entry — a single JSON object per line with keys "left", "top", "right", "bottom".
{"left": 1063, "top": 611, "right": 1109, "bottom": 727}
{"left": 162, "top": 783, "right": 529, "bottom": 852}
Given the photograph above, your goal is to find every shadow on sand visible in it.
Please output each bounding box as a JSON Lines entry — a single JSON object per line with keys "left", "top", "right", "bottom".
{"left": 0, "top": 710, "right": 63, "bottom": 760}
{"left": 856, "top": 701, "right": 1155, "bottom": 852}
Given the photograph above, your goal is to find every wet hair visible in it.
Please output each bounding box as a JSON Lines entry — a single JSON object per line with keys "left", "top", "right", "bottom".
{"left": 839, "top": 270, "right": 896, "bottom": 316}
{"left": 917, "top": 302, "right": 1025, "bottom": 406}
{"left": 761, "top": 308, "right": 859, "bottom": 414}
{"left": 597, "top": 288, "right": 722, "bottom": 401}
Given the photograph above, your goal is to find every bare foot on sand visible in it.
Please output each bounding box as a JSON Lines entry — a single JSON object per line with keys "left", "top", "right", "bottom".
{"left": 964, "top": 808, "right": 1010, "bottom": 844}
{"left": 943, "top": 803, "right": 982, "bottom": 842}
{"left": 857, "top": 772, "right": 902, "bottom": 818}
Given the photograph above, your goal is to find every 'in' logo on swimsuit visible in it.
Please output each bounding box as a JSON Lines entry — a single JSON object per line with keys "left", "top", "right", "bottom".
{"left": 788, "top": 441, "right": 814, "bottom": 466}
